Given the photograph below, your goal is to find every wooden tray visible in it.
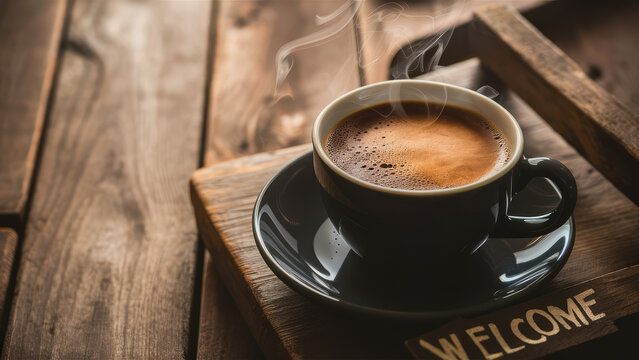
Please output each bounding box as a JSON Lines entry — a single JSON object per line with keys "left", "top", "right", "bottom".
{"left": 190, "top": 57, "right": 639, "bottom": 358}
{"left": 394, "top": 3, "right": 639, "bottom": 205}
{"left": 192, "top": 4, "right": 639, "bottom": 358}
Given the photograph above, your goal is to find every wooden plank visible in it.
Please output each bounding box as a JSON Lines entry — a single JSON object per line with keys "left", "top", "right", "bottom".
{"left": 504, "top": 0, "right": 639, "bottom": 115}
{"left": 472, "top": 5, "right": 639, "bottom": 206}
{"left": 389, "top": 0, "right": 639, "bottom": 113}
{"left": 191, "top": 145, "right": 321, "bottom": 360}
{"left": 196, "top": 1, "right": 264, "bottom": 357}
{"left": 358, "top": 0, "right": 544, "bottom": 83}
{"left": 2, "top": 0, "right": 212, "bottom": 358}
{"left": 0, "top": 0, "right": 68, "bottom": 229}
{"left": 197, "top": 253, "right": 263, "bottom": 360}
{"left": 197, "top": 1, "right": 362, "bottom": 358}
{"left": 190, "top": 59, "right": 639, "bottom": 359}
{"left": 204, "top": 0, "right": 361, "bottom": 165}
{"left": 0, "top": 229, "right": 17, "bottom": 333}
{"left": 541, "top": 0, "right": 639, "bottom": 114}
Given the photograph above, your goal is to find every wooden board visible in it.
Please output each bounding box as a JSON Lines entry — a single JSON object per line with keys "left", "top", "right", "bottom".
{"left": 204, "top": 0, "right": 361, "bottom": 165}
{"left": 0, "top": 229, "right": 17, "bottom": 341}
{"left": 2, "top": 0, "right": 211, "bottom": 358}
{"left": 519, "top": 0, "right": 639, "bottom": 114}
{"left": 358, "top": 0, "right": 544, "bottom": 83}
{"left": 197, "top": 253, "right": 263, "bottom": 360}
{"left": 392, "top": 0, "right": 639, "bottom": 114}
{"left": 0, "top": 0, "right": 68, "bottom": 229}
{"left": 190, "top": 59, "right": 639, "bottom": 359}
{"left": 195, "top": 3, "right": 585, "bottom": 355}
{"left": 473, "top": 5, "right": 639, "bottom": 206}
{"left": 197, "top": 1, "right": 363, "bottom": 358}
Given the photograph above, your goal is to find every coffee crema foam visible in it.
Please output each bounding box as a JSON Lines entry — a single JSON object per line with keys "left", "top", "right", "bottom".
{"left": 324, "top": 102, "right": 511, "bottom": 190}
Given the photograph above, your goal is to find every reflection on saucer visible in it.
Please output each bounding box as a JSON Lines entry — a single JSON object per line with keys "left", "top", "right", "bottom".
{"left": 313, "top": 219, "right": 351, "bottom": 282}
{"left": 253, "top": 151, "right": 574, "bottom": 321}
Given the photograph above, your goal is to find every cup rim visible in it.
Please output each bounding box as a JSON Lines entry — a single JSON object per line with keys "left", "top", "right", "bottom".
{"left": 312, "top": 79, "right": 524, "bottom": 197}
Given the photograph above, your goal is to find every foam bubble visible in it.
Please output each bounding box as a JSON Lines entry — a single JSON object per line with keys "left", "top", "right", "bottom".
{"left": 325, "top": 102, "right": 512, "bottom": 190}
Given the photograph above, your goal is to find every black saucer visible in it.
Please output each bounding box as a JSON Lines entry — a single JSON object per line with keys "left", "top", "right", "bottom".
{"left": 253, "top": 151, "right": 574, "bottom": 321}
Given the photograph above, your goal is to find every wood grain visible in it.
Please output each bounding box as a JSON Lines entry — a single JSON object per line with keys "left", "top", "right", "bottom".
{"left": 197, "top": 253, "right": 263, "bottom": 360}
{"left": 198, "top": 1, "right": 362, "bottom": 358}
{"left": 196, "top": 1, "right": 265, "bottom": 357}
{"left": 521, "top": 0, "right": 639, "bottom": 115}
{"left": 0, "top": 0, "right": 68, "bottom": 229}
{"left": 358, "top": 0, "right": 544, "bottom": 83}
{"left": 2, "top": 0, "right": 211, "bottom": 358}
{"left": 191, "top": 59, "right": 639, "bottom": 358}
{"left": 0, "top": 229, "right": 17, "bottom": 335}
{"left": 472, "top": 5, "right": 639, "bottom": 206}
{"left": 391, "top": 0, "right": 639, "bottom": 113}
{"left": 204, "top": 0, "right": 361, "bottom": 165}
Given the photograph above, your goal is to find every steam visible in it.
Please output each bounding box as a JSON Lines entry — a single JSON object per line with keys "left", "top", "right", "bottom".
{"left": 476, "top": 85, "right": 500, "bottom": 101}
{"left": 271, "top": 0, "right": 500, "bottom": 129}
{"left": 274, "top": 0, "right": 362, "bottom": 95}
{"left": 389, "top": 27, "right": 454, "bottom": 80}
{"left": 355, "top": 1, "right": 467, "bottom": 80}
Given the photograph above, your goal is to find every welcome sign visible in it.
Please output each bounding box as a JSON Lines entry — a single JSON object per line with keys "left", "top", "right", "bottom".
{"left": 406, "top": 265, "right": 639, "bottom": 359}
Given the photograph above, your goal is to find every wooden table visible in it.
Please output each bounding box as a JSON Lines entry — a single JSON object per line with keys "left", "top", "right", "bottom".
{"left": 0, "top": 0, "right": 636, "bottom": 358}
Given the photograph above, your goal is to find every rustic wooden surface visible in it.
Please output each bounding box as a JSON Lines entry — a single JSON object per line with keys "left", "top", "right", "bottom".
{"left": 0, "top": 229, "right": 17, "bottom": 339}
{"left": 530, "top": 0, "right": 639, "bottom": 114}
{"left": 1, "top": 0, "right": 637, "bottom": 358}
{"left": 0, "top": 0, "right": 68, "bottom": 229}
{"left": 197, "top": 1, "right": 362, "bottom": 358}
{"left": 473, "top": 5, "right": 639, "bottom": 206}
{"left": 394, "top": 0, "right": 639, "bottom": 112}
{"left": 196, "top": 2, "right": 555, "bottom": 354}
{"left": 197, "top": 253, "right": 263, "bottom": 360}
{"left": 204, "top": 0, "right": 361, "bottom": 165}
{"left": 2, "top": 0, "right": 211, "bottom": 358}
{"left": 190, "top": 59, "right": 639, "bottom": 359}
{"left": 358, "top": 0, "right": 544, "bottom": 83}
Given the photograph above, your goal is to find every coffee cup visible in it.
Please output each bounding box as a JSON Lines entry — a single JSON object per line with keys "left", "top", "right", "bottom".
{"left": 312, "top": 80, "right": 577, "bottom": 267}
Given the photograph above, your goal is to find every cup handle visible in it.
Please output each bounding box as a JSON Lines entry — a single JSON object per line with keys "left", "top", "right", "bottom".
{"left": 493, "top": 157, "right": 578, "bottom": 237}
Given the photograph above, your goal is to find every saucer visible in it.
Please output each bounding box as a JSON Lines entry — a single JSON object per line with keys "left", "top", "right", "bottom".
{"left": 253, "top": 151, "right": 574, "bottom": 321}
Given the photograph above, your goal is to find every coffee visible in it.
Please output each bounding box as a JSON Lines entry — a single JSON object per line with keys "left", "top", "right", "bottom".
{"left": 324, "top": 101, "right": 511, "bottom": 190}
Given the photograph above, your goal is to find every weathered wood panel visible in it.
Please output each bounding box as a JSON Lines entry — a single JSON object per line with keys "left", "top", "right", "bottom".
{"left": 204, "top": 0, "right": 361, "bottom": 165}
{"left": 197, "top": 253, "right": 263, "bottom": 360}
{"left": 2, "top": 0, "right": 211, "bottom": 358}
{"left": 358, "top": 0, "right": 544, "bottom": 83}
{"left": 473, "top": 5, "right": 639, "bottom": 206}
{"left": 192, "top": 145, "right": 316, "bottom": 360}
{"left": 197, "top": 1, "right": 362, "bottom": 358}
{"left": 190, "top": 59, "right": 639, "bottom": 359}
{"left": 0, "top": 0, "right": 68, "bottom": 229}
{"left": 0, "top": 229, "right": 17, "bottom": 338}
{"left": 529, "top": 0, "right": 639, "bottom": 114}
{"left": 389, "top": 0, "right": 639, "bottom": 113}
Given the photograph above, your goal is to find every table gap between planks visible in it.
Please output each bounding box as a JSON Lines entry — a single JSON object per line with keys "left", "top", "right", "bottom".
{"left": 0, "top": 2, "right": 69, "bottom": 335}
{"left": 0, "top": 0, "right": 67, "bottom": 230}
{"left": 0, "top": 0, "right": 67, "bottom": 350}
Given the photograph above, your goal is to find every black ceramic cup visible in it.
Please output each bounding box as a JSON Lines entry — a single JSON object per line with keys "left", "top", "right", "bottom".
{"left": 312, "top": 80, "right": 577, "bottom": 267}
